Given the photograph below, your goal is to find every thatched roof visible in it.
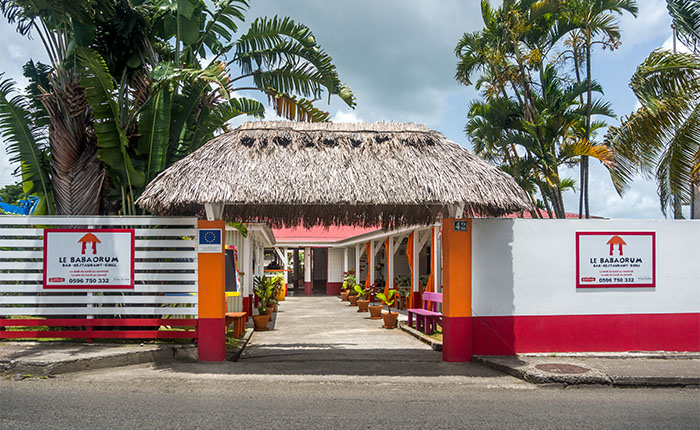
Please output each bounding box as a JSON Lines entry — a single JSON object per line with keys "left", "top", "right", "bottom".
{"left": 136, "top": 121, "right": 531, "bottom": 228}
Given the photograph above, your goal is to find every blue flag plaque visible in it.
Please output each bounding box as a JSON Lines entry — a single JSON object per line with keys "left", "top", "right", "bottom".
{"left": 198, "top": 229, "right": 222, "bottom": 253}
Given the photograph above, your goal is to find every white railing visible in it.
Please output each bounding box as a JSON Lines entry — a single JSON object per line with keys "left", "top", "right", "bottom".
{"left": 0, "top": 216, "right": 198, "bottom": 317}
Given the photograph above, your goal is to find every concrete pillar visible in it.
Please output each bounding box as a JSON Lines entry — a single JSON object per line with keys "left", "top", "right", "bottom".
{"left": 197, "top": 219, "right": 226, "bottom": 362}
{"left": 304, "top": 247, "right": 312, "bottom": 295}
{"left": 369, "top": 240, "right": 376, "bottom": 286}
{"left": 343, "top": 247, "right": 349, "bottom": 273}
{"left": 355, "top": 243, "right": 362, "bottom": 282}
{"left": 282, "top": 247, "right": 289, "bottom": 284}
{"left": 433, "top": 226, "right": 441, "bottom": 291}
{"left": 441, "top": 218, "right": 472, "bottom": 362}
{"left": 387, "top": 237, "right": 394, "bottom": 292}
{"left": 242, "top": 235, "right": 253, "bottom": 319}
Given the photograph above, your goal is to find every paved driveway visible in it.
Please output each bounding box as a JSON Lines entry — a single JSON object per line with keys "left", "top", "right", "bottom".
{"left": 240, "top": 296, "right": 498, "bottom": 378}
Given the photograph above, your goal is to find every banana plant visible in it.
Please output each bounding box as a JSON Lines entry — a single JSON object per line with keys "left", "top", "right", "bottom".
{"left": 376, "top": 289, "right": 399, "bottom": 314}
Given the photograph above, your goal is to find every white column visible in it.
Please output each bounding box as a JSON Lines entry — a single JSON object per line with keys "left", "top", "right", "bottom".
{"left": 412, "top": 230, "right": 420, "bottom": 292}
{"left": 355, "top": 244, "right": 362, "bottom": 281}
{"left": 304, "top": 247, "right": 311, "bottom": 283}
{"left": 433, "top": 227, "right": 441, "bottom": 291}
{"left": 242, "top": 235, "right": 252, "bottom": 295}
{"left": 282, "top": 247, "right": 289, "bottom": 284}
{"left": 255, "top": 244, "right": 264, "bottom": 278}
{"left": 343, "top": 247, "right": 349, "bottom": 273}
{"left": 369, "top": 240, "right": 376, "bottom": 285}
{"left": 387, "top": 237, "right": 395, "bottom": 290}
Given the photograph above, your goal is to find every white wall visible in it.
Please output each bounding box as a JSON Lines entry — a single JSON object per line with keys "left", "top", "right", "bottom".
{"left": 472, "top": 219, "right": 700, "bottom": 317}
{"left": 328, "top": 248, "right": 344, "bottom": 282}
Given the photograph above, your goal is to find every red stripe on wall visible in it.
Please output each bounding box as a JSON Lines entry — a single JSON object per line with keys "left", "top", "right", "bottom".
{"left": 326, "top": 282, "right": 343, "bottom": 295}
{"left": 473, "top": 313, "right": 700, "bottom": 355}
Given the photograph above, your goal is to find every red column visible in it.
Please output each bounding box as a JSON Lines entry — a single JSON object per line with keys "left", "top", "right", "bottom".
{"left": 197, "top": 219, "right": 226, "bottom": 361}
{"left": 441, "top": 218, "right": 473, "bottom": 362}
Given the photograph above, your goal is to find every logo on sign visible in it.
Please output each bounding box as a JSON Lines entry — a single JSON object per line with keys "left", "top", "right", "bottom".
{"left": 78, "top": 233, "right": 101, "bottom": 255}
{"left": 606, "top": 235, "right": 626, "bottom": 256}
{"left": 198, "top": 229, "right": 223, "bottom": 253}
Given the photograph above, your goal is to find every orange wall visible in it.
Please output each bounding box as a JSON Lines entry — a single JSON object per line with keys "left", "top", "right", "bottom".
{"left": 441, "top": 218, "right": 472, "bottom": 318}
{"left": 198, "top": 219, "right": 225, "bottom": 319}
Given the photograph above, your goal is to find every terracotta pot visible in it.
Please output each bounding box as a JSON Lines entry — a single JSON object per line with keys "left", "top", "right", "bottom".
{"left": 340, "top": 290, "right": 350, "bottom": 301}
{"left": 368, "top": 305, "right": 383, "bottom": 319}
{"left": 381, "top": 312, "right": 398, "bottom": 329}
{"left": 264, "top": 307, "right": 273, "bottom": 316}
{"left": 357, "top": 299, "right": 369, "bottom": 312}
{"left": 270, "top": 303, "right": 277, "bottom": 312}
{"left": 253, "top": 314, "right": 270, "bottom": 331}
{"left": 348, "top": 295, "right": 359, "bottom": 306}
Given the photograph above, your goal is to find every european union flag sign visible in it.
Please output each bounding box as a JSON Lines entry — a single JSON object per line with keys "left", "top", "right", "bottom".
{"left": 198, "top": 229, "right": 222, "bottom": 253}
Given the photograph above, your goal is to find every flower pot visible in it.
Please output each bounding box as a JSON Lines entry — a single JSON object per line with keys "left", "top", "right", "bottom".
{"left": 368, "top": 305, "right": 383, "bottom": 319}
{"left": 348, "top": 295, "right": 359, "bottom": 306}
{"left": 381, "top": 311, "right": 398, "bottom": 329}
{"left": 357, "top": 299, "right": 369, "bottom": 312}
{"left": 253, "top": 314, "right": 270, "bottom": 331}
{"left": 340, "top": 290, "right": 350, "bottom": 301}
{"left": 270, "top": 303, "right": 277, "bottom": 312}
{"left": 264, "top": 307, "right": 273, "bottom": 316}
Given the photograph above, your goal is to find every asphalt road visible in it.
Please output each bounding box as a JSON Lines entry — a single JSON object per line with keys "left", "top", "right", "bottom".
{"left": 1, "top": 364, "right": 698, "bottom": 430}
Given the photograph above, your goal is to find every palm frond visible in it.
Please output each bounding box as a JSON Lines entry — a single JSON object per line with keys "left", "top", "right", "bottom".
{"left": 0, "top": 74, "right": 53, "bottom": 209}
{"left": 78, "top": 47, "right": 144, "bottom": 189}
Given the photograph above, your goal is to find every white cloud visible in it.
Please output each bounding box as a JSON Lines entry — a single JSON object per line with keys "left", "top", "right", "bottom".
{"left": 618, "top": 0, "right": 671, "bottom": 53}
{"left": 332, "top": 110, "right": 363, "bottom": 123}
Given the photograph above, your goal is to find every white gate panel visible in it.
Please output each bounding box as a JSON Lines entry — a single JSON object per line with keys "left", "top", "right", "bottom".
{"left": 0, "top": 216, "right": 199, "bottom": 318}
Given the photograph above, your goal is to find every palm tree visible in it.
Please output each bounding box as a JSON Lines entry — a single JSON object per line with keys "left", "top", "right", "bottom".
{"left": 0, "top": 0, "right": 355, "bottom": 215}
{"left": 457, "top": 0, "right": 615, "bottom": 218}
{"left": 559, "top": 0, "right": 638, "bottom": 219}
{"left": 606, "top": 0, "right": 700, "bottom": 219}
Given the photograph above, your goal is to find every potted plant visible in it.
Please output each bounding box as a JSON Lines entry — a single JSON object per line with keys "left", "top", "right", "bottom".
{"left": 354, "top": 284, "right": 371, "bottom": 312}
{"left": 254, "top": 276, "right": 276, "bottom": 327}
{"left": 348, "top": 284, "right": 360, "bottom": 306}
{"left": 269, "top": 276, "right": 284, "bottom": 312}
{"left": 375, "top": 289, "right": 399, "bottom": 329}
{"left": 341, "top": 271, "right": 355, "bottom": 301}
{"left": 252, "top": 301, "right": 270, "bottom": 331}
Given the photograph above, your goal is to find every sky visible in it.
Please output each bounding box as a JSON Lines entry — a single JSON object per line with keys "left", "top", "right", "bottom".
{"left": 0, "top": 0, "right": 685, "bottom": 218}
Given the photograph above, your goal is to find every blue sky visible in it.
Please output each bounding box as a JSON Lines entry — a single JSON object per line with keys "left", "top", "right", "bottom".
{"left": 0, "top": 0, "right": 684, "bottom": 218}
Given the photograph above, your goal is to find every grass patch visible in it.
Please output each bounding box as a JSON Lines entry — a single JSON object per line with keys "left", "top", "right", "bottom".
{"left": 225, "top": 330, "right": 244, "bottom": 352}
{"left": 428, "top": 327, "right": 442, "bottom": 342}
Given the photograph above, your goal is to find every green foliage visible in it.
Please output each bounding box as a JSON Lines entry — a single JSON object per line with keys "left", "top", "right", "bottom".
{"left": 0, "top": 183, "right": 24, "bottom": 205}
{"left": 606, "top": 49, "right": 700, "bottom": 216}
{"left": 253, "top": 275, "right": 282, "bottom": 314}
{"left": 0, "top": 74, "right": 53, "bottom": 213}
{"left": 455, "top": 0, "right": 629, "bottom": 218}
{"left": 341, "top": 271, "right": 356, "bottom": 291}
{"left": 0, "top": 0, "right": 354, "bottom": 216}
{"left": 375, "top": 289, "right": 398, "bottom": 314}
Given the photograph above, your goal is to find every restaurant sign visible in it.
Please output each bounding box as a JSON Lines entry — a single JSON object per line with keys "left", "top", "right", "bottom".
{"left": 576, "top": 231, "right": 655, "bottom": 288}
{"left": 43, "top": 229, "right": 135, "bottom": 289}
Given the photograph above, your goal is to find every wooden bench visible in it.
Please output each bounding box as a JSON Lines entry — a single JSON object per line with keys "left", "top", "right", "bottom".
{"left": 225, "top": 312, "right": 247, "bottom": 338}
{"left": 407, "top": 292, "right": 442, "bottom": 335}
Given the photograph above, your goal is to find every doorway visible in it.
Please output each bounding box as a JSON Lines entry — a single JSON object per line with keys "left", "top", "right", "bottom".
{"left": 312, "top": 248, "right": 328, "bottom": 294}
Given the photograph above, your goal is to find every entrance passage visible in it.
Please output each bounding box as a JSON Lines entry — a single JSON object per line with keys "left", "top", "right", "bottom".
{"left": 240, "top": 296, "right": 445, "bottom": 376}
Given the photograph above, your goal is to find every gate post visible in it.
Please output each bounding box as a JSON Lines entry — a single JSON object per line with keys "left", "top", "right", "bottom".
{"left": 441, "top": 218, "right": 473, "bottom": 362}
{"left": 198, "top": 219, "right": 226, "bottom": 361}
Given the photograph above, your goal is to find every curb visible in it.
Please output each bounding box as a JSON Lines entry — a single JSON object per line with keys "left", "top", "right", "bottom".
{"left": 2, "top": 344, "right": 197, "bottom": 377}
{"left": 474, "top": 356, "right": 700, "bottom": 387}
{"left": 473, "top": 356, "right": 612, "bottom": 386}
{"left": 399, "top": 323, "right": 442, "bottom": 351}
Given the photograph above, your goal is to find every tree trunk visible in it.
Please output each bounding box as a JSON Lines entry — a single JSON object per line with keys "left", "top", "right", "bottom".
{"left": 41, "top": 76, "right": 105, "bottom": 215}
{"left": 692, "top": 181, "right": 700, "bottom": 219}
{"left": 584, "top": 29, "right": 593, "bottom": 219}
